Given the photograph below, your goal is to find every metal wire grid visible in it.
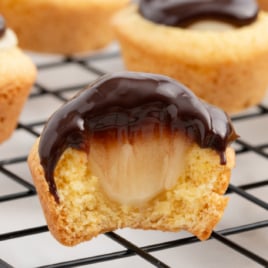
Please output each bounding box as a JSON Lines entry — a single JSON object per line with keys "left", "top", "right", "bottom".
{"left": 0, "top": 48, "right": 267, "bottom": 268}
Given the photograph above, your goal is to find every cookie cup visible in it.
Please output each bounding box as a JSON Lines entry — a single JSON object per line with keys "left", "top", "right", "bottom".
{"left": 0, "top": 46, "right": 36, "bottom": 143}
{"left": 258, "top": 0, "right": 268, "bottom": 11}
{"left": 113, "top": 6, "right": 268, "bottom": 113}
{"left": 0, "top": 0, "right": 129, "bottom": 54}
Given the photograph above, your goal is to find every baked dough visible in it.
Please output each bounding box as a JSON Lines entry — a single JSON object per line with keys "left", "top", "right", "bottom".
{"left": 113, "top": 6, "right": 268, "bottom": 113}
{"left": 0, "top": 26, "right": 36, "bottom": 143}
{"left": 28, "top": 139, "right": 235, "bottom": 246}
{"left": 0, "top": 0, "right": 129, "bottom": 54}
{"left": 258, "top": 0, "right": 268, "bottom": 11}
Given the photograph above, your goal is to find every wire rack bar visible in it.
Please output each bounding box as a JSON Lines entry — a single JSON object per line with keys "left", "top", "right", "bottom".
{"left": 36, "top": 248, "right": 146, "bottom": 268}
{"left": 227, "top": 180, "right": 268, "bottom": 192}
{"left": 231, "top": 105, "right": 268, "bottom": 121}
{"left": 212, "top": 232, "right": 268, "bottom": 267}
{"left": 229, "top": 184, "right": 268, "bottom": 210}
{"left": 228, "top": 184, "right": 268, "bottom": 210}
{"left": 0, "top": 166, "right": 35, "bottom": 191}
{"left": 30, "top": 220, "right": 268, "bottom": 268}
{"left": 0, "top": 191, "right": 36, "bottom": 203}
{"left": 0, "top": 259, "right": 14, "bottom": 268}
{"left": 235, "top": 139, "right": 268, "bottom": 158}
{"left": 0, "top": 156, "right": 28, "bottom": 166}
{"left": 0, "top": 50, "right": 267, "bottom": 267}
{"left": 105, "top": 232, "right": 170, "bottom": 268}
{"left": 0, "top": 226, "right": 48, "bottom": 242}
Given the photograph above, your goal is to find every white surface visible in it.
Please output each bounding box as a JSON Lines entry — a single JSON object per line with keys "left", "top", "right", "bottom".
{"left": 0, "top": 47, "right": 267, "bottom": 268}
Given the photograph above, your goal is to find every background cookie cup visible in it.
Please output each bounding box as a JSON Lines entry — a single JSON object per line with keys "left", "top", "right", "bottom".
{"left": 0, "top": 0, "right": 129, "bottom": 54}
{"left": 113, "top": 6, "right": 268, "bottom": 113}
{"left": 0, "top": 27, "right": 36, "bottom": 143}
{"left": 258, "top": 0, "right": 268, "bottom": 11}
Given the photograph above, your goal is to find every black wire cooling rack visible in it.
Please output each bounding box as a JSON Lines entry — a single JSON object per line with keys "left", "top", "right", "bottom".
{"left": 0, "top": 46, "right": 267, "bottom": 268}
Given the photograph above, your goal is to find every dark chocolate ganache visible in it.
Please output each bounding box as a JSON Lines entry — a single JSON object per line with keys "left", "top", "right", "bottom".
{"left": 139, "top": 0, "right": 259, "bottom": 27}
{"left": 39, "top": 72, "right": 238, "bottom": 202}
{"left": 0, "top": 15, "right": 6, "bottom": 38}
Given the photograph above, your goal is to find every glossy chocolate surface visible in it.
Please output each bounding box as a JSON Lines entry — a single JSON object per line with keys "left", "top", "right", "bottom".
{"left": 39, "top": 72, "right": 238, "bottom": 202}
{"left": 139, "top": 0, "right": 259, "bottom": 27}
{"left": 0, "top": 15, "right": 6, "bottom": 38}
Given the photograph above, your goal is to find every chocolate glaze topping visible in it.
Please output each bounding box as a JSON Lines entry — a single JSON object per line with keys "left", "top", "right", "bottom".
{"left": 139, "top": 0, "right": 259, "bottom": 27}
{"left": 38, "top": 72, "right": 238, "bottom": 203}
{"left": 0, "top": 15, "right": 6, "bottom": 38}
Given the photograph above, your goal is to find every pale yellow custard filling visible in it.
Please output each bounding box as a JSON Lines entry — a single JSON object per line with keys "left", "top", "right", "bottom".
{"left": 188, "top": 20, "right": 236, "bottom": 32}
{"left": 89, "top": 133, "right": 190, "bottom": 205}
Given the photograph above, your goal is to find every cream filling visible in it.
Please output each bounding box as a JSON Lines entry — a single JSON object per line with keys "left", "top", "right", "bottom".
{"left": 0, "top": 29, "right": 18, "bottom": 50}
{"left": 187, "top": 20, "right": 236, "bottom": 32}
{"left": 89, "top": 133, "right": 189, "bottom": 205}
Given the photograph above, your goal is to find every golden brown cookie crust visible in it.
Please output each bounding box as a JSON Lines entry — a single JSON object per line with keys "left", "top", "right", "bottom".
{"left": 0, "top": 0, "right": 129, "bottom": 54}
{"left": 28, "top": 138, "right": 235, "bottom": 246}
{"left": 0, "top": 47, "right": 36, "bottom": 143}
{"left": 258, "top": 0, "right": 268, "bottom": 11}
{"left": 113, "top": 6, "right": 268, "bottom": 113}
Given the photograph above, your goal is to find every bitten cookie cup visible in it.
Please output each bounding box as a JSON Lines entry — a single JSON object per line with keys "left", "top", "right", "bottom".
{"left": 0, "top": 30, "right": 36, "bottom": 143}
{"left": 0, "top": 0, "right": 129, "bottom": 54}
{"left": 113, "top": 6, "right": 268, "bottom": 113}
{"left": 28, "top": 72, "right": 237, "bottom": 246}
